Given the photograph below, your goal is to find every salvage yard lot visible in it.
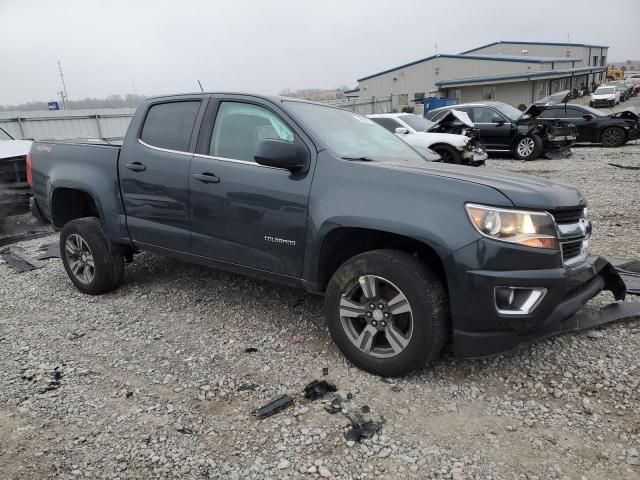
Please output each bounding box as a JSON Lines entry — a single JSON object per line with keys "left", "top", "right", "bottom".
{"left": 1, "top": 143, "right": 639, "bottom": 479}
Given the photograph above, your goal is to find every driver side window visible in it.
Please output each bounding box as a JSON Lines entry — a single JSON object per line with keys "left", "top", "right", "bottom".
{"left": 473, "top": 107, "right": 501, "bottom": 124}
{"left": 209, "top": 102, "right": 294, "bottom": 162}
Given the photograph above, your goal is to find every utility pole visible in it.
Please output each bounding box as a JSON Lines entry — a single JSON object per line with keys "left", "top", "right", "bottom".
{"left": 57, "top": 60, "right": 69, "bottom": 110}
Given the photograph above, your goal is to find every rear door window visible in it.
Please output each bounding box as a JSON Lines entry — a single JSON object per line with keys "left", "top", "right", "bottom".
{"left": 140, "top": 101, "right": 201, "bottom": 152}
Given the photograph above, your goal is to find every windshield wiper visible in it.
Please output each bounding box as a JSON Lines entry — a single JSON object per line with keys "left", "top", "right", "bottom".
{"left": 341, "top": 156, "right": 374, "bottom": 162}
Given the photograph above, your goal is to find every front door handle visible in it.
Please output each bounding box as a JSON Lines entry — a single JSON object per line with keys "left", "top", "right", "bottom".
{"left": 126, "top": 162, "right": 146, "bottom": 172}
{"left": 193, "top": 172, "right": 220, "bottom": 184}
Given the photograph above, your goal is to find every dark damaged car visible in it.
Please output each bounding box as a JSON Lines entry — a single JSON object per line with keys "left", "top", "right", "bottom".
{"left": 427, "top": 94, "right": 578, "bottom": 161}
{"left": 538, "top": 105, "right": 639, "bottom": 148}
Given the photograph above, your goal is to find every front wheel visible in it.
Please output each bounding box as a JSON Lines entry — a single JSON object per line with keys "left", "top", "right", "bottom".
{"left": 60, "top": 217, "right": 125, "bottom": 295}
{"left": 513, "top": 134, "right": 543, "bottom": 160}
{"left": 324, "top": 250, "right": 449, "bottom": 377}
{"left": 601, "top": 127, "right": 626, "bottom": 147}
{"left": 430, "top": 145, "right": 462, "bottom": 164}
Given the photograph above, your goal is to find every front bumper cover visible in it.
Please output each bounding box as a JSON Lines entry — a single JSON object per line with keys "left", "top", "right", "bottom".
{"left": 452, "top": 256, "right": 639, "bottom": 358}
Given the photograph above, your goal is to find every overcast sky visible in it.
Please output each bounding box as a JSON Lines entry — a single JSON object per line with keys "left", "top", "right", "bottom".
{"left": 1, "top": 0, "right": 639, "bottom": 105}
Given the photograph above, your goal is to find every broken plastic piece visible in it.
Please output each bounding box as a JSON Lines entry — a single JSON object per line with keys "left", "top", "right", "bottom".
{"left": 304, "top": 379, "right": 337, "bottom": 400}
{"left": 0, "top": 230, "right": 55, "bottom": 248}
{"left": 322, "top": 367, "right": 329, "bottom": 376}
{"left": 609, "top": 163, "right": 640, "bottom": 170}
{"left": 244, "top": 347, "right": 258, "bottom": 353}
{"left": 0, "top": 248, "right": 44, "bottom": 273}
{"left": 361, "top": 405, "right": 370, "bottom": 414}
{"left": 37, "top": 243, "right": 61, "bottom": 260}
{"left": 324, "top": 396, "right": 344, "bottom": 415}
{"left": 253, "top": 394, "right": 294, "bottom": 419}
{"left": 343, "top": 411, "right": 384, "bottom": 442}
{"left": 177, "top": 427, "right": 193, "bottom": 434}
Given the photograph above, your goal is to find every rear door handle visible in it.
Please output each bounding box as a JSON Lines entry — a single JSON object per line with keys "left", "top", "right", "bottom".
{"left": 126, "top": 162, "right": 146, "bottom": 172}
{"left": 193, "top": 172, "right": 220, "bottom": 184}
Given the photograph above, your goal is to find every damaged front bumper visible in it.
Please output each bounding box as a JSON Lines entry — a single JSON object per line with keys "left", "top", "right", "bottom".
{"left": 461, "top": 143, "right": 488, "bottom": 167}
{"left": 451, "top": 255, "right": 640, "bottom": 359}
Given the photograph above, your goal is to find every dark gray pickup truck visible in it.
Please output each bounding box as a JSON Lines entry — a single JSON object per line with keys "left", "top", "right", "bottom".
{"left": 28, "top": 93, "right": 638, "bottom": 376}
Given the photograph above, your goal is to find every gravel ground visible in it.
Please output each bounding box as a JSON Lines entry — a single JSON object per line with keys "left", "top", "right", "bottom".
{"left": 1, "top": 120, "right": 639, "bottom": 480}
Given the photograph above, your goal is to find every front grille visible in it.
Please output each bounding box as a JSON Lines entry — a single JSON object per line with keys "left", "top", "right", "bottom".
{"left": 562, "top": 240, "right": 583, "bottom": 262}
{"left": 551, "top": 208, "right": 584, "bottom": 224}
{"left": 0, "top": 156, "right": 27, "bottom": 184}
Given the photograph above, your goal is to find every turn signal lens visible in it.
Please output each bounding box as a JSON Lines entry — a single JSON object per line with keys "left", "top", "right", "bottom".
{"left": 466, "top": 204, "right": 558, "bottom": 250}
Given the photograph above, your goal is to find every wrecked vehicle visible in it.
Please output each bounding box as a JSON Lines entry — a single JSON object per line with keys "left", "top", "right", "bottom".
{"left": 368, "top": 112, "right": 487, "bottom": 166}
{"left": 538, "top": 105, "right": 639, "bottom": 148}
{"left": 0, "top": 126, "right": 32, "bottom": 217}
{"left": 427, "top": 94, "right": 578, "bottom": 160}
{"left": 29, "top": 92, "right": 640, "bottom": 377}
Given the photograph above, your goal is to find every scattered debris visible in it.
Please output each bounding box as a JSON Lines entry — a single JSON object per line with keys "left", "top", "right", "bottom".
{"left": 244, "top": 347, "right": 258, "bottom": 353}
{"left": 612, "top": 259, "right": 640, "bottom": 295}
{"left": 304, "top": 379, "right": 337, "bottom": 400}
{"left": 587, "top": 330, "right": 604, "bottom": 339}
{"left": 322, "top": 367, "right": 329, "bottom": 376}
{"left": 0, "top": 247, "right": 44, "bottom": 273}
{"left": 343, "top": 411, "right": 384, "bottom": 442}
{"left": 253, "top": 394, "right": 294, "bottom": 419}
{"left": 39, "top": 368, "right": 62, "bottom": 394}
{"left": 176, "top": 426, "right": 193, "bottom": 435}
{"left": 37, "top": 243, "right": 61, "bottom": 260}
{"left": 324, "top": 396, "right": 344, "bottom": 415}
{"left": 125, "top": 391, "right": 133, "bottom": 398}
{"left": 390, "top": 384, "right": 403, "bottom": 392}
{"left": 237, "top": 383, "right": 258, "bottom": 392}
{"left": 0, "top": 230, "right": 56, "bottom": 248}
{"left": 360, "top": 405, "right": 370, "bottom": 414}
{"left": 609, "top": 163, "right": 640, "bottom": 170}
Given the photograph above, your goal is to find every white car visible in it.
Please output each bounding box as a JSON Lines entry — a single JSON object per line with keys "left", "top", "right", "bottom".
{"left": 589, "top": 86, "right": 620, "bottom": 108}
{"left": 368, "top": 113, "right": 487, "bottom": 165}
{"left": 0, "top": 126, "right": 32, "bottom": 216}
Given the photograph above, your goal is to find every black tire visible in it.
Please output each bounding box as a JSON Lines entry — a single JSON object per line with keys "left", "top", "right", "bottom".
{"left": 609, "top": 100, "right": 615, "bottom": 107}
{"left": 430, "top": 144, "right": 462, "bottom": 164}
{"left": 600, "top": 126, "right": 626, "bottom": 148}
{"left": 324, "top": 249, "right": 449, "bottom": 377}
{"left": 60, "top": 217, "right": 124, "bottom": 295}
{"left": 589, "top": 102, "right": 594, "bottom": 108}
{"left": 513, "top": 134, "right": 543, "bottom": 161}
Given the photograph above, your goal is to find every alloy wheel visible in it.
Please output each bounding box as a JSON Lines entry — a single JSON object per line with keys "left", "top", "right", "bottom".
{"left": 64, "top": 234, "right": 95, "bottom": 284}
{"left": 602, "top": 128, "right": 624, "bottom": 147}
{"left": 517, "top": 137, "right": 535, "bottom": 158}
{"left": 339, "top": 275, "right": 413, "bottom": 358}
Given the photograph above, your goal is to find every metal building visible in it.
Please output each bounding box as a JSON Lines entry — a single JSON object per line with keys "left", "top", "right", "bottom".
{"left": 350, "top": 41, "right": 608, "bottom": 111}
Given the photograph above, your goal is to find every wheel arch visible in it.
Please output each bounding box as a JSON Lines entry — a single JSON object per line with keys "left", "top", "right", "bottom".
{"left": 51, "top": 186, "right": 103, "bottom": 228}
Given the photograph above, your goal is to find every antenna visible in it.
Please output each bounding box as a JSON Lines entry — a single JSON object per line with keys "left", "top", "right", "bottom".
{"left": 435, "top": 42, "right": 438, "bottom": 55}
{"left": 197, "top": 80, "right": 204, "bottom": 92}
{"left": 57, "top": 60, "right": 69, "bottom": 110}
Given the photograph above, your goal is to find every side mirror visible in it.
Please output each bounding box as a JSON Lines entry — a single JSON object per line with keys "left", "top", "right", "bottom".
{"left": 254, "top": 139, "right": 308, "bottom": 173}
{"left": 582, "top": 114, "right": 594, "bottom": 120}
{"left": 492, "top": 116, "right": 505, "bottom": 125}
{"left": 395, "top": 127, "right": 409, "bottom": 134}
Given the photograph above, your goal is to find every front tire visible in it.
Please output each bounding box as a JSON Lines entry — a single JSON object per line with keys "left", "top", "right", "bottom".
{"left": 513, "top": 134, "right": 543, "bottom": 160}
{"left": 324, "top": 249, "right": 448, "bottom": 377}
{"left": 601, "top": 126, "right": 626, "bottom": 147}
{"left": 430, "top": 145, "right": 462, "bottom": 164}
{"left": 60, "top": 217, "right": 124, "bottom": 295}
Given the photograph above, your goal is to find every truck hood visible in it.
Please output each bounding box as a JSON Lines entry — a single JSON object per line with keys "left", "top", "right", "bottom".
{"left": 404, "top": 131, "right": 469, "bottom": 149}
{"left": 370, "top": 160, "right": 585, "bottom": 209}
{"left": 0, "top": 140, "right": 32, "bottom": 160}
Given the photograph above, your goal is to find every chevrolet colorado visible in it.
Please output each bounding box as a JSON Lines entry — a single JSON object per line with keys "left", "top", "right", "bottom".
{"left": 29, "top": 93, "right": 637, "bottom": 376}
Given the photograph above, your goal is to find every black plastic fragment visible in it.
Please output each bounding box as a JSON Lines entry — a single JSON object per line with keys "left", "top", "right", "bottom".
{"left": 238, "top": 383, "right": 259, "bottom": 392}
{"left": 0, "top": 247, "right": 44, "bottom": 272}
{"left": 360, "top": 405, "right": 370, "bottom": 414}
{"left": 609, "top": 163, "right": 640, "bottom": 170}
{"left": 324, "top": 397, "right": 344, "bottom": 415}
{"left": 0, "top": 230, "right": 56, "bottom": 248}
{"left": 244, "top": 347, "right": 259, "bottom": 353}
{"left": 37, "top": 243, "right": 61, "bottom": 260}
{"left": 304, "top": 379, "right": 337, "bottom": 400}
{"left": 343, "top": 411, "right": 384, "bottom": 442}
{"left": 322, "top": 367, "right": 329, "bottom": 376}
{"left": 254, "top": 394, "right": 294, "bottom": 419}
{"left": 177, "top": 427, "right": 193, "bottom": 434}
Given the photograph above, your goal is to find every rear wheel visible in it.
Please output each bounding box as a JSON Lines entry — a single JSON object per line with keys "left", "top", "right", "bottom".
{"left": 430, "top": 145, "right": 462, "bottom": 164}
{"left": 513, "top": 134, "right": 543, "bottom": 161}
{"left": 601, "top": 127, "right": 626, "bottom": 147}
{"left": 324, "top": 249, "right": 448, "bottom": 377}
{"left": 60, "top": 217, "right": 124, "bottom": 295}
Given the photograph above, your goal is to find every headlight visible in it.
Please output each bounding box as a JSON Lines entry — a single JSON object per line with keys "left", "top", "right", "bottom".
{"left": 465, "top": 203, "right": 558, "bottom": 249}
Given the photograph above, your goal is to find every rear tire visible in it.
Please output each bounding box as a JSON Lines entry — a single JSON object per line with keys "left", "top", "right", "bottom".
{"left": 601, "top": 126, "right": 626, "bottom": 147}
{"left": 60, "top": 217, "right": 124, "bottom": 295}
{"left": 324, "top": 249, "right": 449, "bottom": 377}
{"left": 430, "top": 145, "right": 462, "bottom": 164}
{"left": 513, "top": 134, "right": 543, "bottom": 161}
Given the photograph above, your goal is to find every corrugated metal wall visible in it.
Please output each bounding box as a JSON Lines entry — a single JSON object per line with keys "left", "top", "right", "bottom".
{"left": 0, "top": 108, "right": 135, "bottom": 141}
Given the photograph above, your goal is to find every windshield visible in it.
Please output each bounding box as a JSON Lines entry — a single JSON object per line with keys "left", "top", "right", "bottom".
{"left": 594, "top": 87, "right": 614, "bottom": 95}
{"left": 491, "top": 103, "right": 523, "bottom": 121}
{"left": 0, "top": 128, "right": 13, "bottom": 141}
{"left": 580, "top": 105, "right": 606, "bottom": 117}
{"left": 285, "top": 102, "right": 425, "bottom": 162}
{"left": 398, "top": 114, "right": 430, "bottom": 132}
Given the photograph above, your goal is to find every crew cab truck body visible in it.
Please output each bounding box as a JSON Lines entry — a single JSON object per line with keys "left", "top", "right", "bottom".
{"left": 29, "top": 93, "right": 637, "bottom": 377}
